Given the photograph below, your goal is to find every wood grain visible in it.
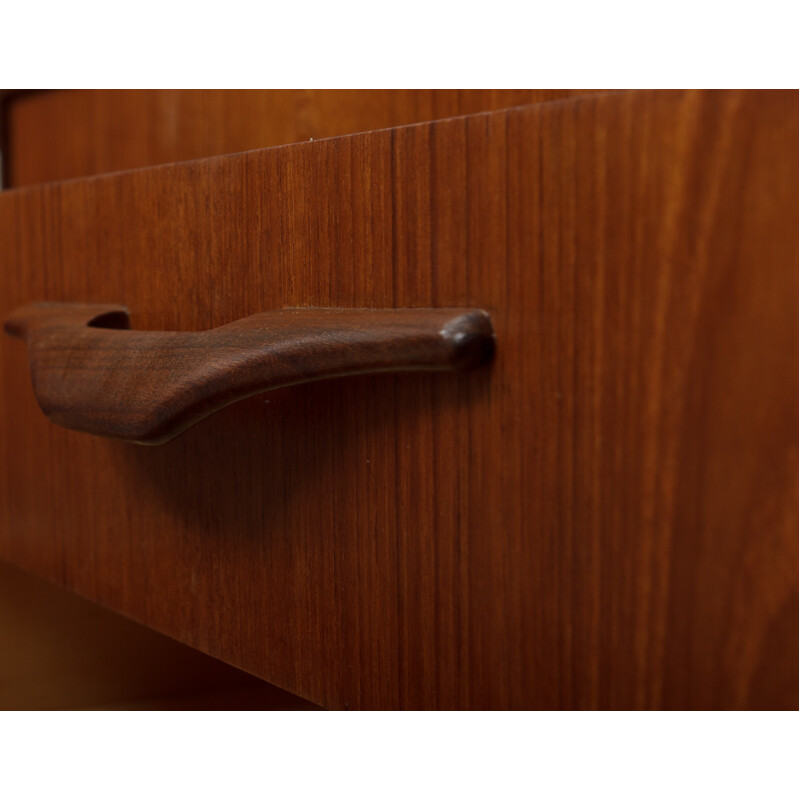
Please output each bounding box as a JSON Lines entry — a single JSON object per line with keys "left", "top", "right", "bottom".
{"left": 0, "top": 89, "right": 796, "bottom": 709}
{"left": 5, "top": 304, "right": 493, "bottom": 443}
{"left": 3, "top": 89, "right": 605, "bottom": 187}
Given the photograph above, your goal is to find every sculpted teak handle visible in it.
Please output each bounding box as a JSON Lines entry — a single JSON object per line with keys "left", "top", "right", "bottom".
{"left": 4, "top": 303, "right": 495, "bottom": 445}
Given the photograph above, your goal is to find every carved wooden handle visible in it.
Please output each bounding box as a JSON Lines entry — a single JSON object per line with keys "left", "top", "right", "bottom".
{"left": 4, "top": 303, "right": 495, "bottom": 445}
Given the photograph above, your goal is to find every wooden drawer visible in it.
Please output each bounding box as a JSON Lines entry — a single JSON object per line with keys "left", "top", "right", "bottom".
{"left": 0, "top": 89, "right": 796, "bottom": 709}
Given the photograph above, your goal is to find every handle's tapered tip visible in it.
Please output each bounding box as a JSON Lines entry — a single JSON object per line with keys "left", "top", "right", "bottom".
{"left": 441, "top": 310, "right": 496, "bottom": 369}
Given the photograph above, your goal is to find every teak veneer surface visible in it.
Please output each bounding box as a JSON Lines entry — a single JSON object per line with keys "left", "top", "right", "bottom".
{"left": 0, "top": 90, "right": 796, "bottom": 709}
{"left": 4, "top": 89, "right": 602, "bottom": 187}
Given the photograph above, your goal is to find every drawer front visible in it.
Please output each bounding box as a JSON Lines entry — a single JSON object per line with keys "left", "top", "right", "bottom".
{"left": 0, "top": 90, "right": 796, "bottom": 709}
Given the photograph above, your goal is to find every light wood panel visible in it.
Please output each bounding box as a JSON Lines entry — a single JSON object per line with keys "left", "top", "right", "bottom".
{"left": 0, "top": 90, "right": 796, "bottom": 709}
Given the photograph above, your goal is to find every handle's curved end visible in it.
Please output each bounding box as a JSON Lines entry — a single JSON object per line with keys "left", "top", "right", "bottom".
{"left": 4, "top": 303, "right": 495, "bottom": 444}
{"left": 4, "top": 303, "right": 131, "bottom": 339}
{"left": 3, "top": 313, "right": 25, "bottom": 339}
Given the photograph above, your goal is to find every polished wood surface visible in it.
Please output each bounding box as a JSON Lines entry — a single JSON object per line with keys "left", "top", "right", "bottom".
{"left": 6, "top": 304, "right": 493, "bottom": 444}
{"left": 0, "top": 90, "right": 796, "bottom": 709}
{"left": 3, "top": 89, "right": 604, "bottom": 187}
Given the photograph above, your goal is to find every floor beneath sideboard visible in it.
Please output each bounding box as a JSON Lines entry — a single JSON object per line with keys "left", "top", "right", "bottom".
{"left": 0, "top": 560, "right": 320, "bottom": 710}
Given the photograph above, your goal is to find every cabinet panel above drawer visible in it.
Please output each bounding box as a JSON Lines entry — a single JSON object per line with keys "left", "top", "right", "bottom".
{"left": 3, "top": 89, "right": 602, "bottom": 186}
{"left": 0, "top": 90, "right": 796, "bottom": 709}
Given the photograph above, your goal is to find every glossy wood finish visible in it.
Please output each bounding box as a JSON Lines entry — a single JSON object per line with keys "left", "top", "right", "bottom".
{"left": 3, "top": 89, "right": 604, "bottom": 187}
{"left": 6, "top": 304, "right": 493, "bottom": 444}
{"left": 0, "top": 90, "right": 796, "bottom": 709}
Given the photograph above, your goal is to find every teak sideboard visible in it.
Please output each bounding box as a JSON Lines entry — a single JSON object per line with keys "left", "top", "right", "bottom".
{"left": 0, "top": 90, "right": 796, "bottom": 710}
